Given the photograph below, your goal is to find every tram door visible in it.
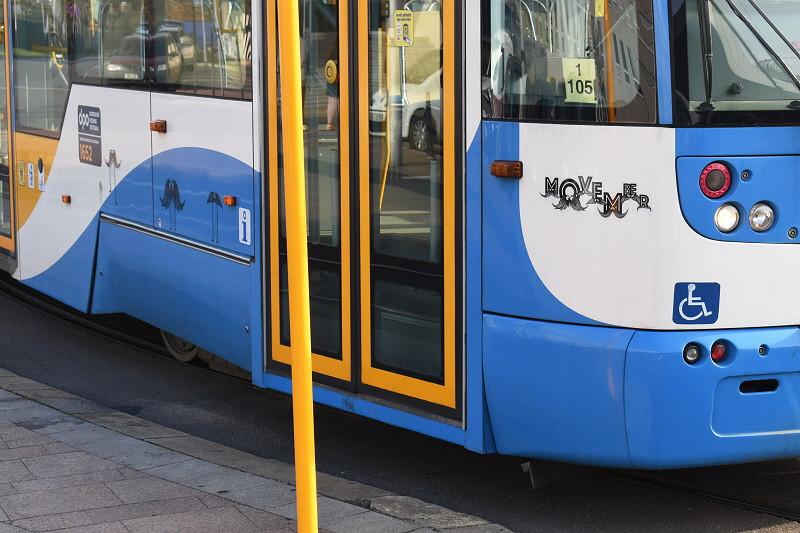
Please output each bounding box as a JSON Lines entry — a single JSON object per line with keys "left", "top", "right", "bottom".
{"left": 267, "top": 0, "right": 459, "bottom": 414}
{"left": 0, "top": 2, "right": 15, "bottom": 272}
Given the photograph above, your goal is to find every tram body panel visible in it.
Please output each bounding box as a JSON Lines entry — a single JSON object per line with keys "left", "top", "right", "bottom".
{"left": 14, "top": 86, "right": 152, "bottom": 310}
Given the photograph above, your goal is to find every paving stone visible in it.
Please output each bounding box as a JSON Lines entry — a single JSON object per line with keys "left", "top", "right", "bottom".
{"left": 0, "top": 484, "right": 16, "bottom": 497}
{"left": 56, "top": 522, "right": 128, "bottom": 533}
{"left": 122, "top": 505, "right": 258, "bottom": 533}
{"left": 0, "top": 447, "right": 48, "bottom": 462}
{"left": 144, "top": 459, "right": 221, "bottom": 484}
{"left": 0, "top": 426, "right": 42, "bottom": 442}
{"left": 370, "top": 495, "right": 488, "bottom": 530}
{"left": 47, "top": 427, "right": 119, "bottom": 446}
{"left": 73, "top": 436, "right": 149, "bottom": 459}
{"left": 0, "top": 378, "right": 50, "bottom": 392}
{"left": 270, "top": 495, "right": 365, "bottom": 523}
{"left": 323, "top": 509, "right": 417, "bottom": 533}
{"left": 22, "top": 453, "right": 117, "bottom": 479}
{"left": 0, "top": 407, "right": 63, "bottom": 424}
{"left": 106, "top": 448, "right": 188, "bottom": 471}
{"left": 196, "top": 492, "right": 230, "bottom": 509}
{"left": 42, "top": 442, "right": 77, "bottom": 454}
{"left": 0, "top": 523, "right": 30, "bottom": 533}
{"left": 105, "top": 477, "right": 196, "bottom": 504}
{"left": 15, "top": 389, "right": 81, "bottom": 401}
{"left": 235, "top": 505, "right": 297, "bottom": 531}
{"left": 116, "top": 468, "right": 147, "bottom": 480}
{"left": 85, "top": 496, "right": 206, "bottom": 523}
{"left": 36, "top": 398, "right": 111, "bottom": 416}
{"left": 22, "top": 419, "right": 88, "bottom": 436}
{"left": 439, "top": 525, "right": 513, "bottom": 532}
{"left": 81, "top": 413, "right": 186, "bottom": 440}
{"left": 12, "top": 468, "right": 127, "bottom": 493}
{"left": 178, "top": 468, "right": 269, "bottom": 495}
{"left": 316, "top": 472, "right": 391, "bottom": 504}
{"left": 0, "top": 441, "right": 7, "bottom": 450}
{"left": 0, "top": 505, "right": 7, "bottom": 521}
{"left": 0, "top": 461, "right": 34, "bottom": 484}
{"left": 0, "top": 400, "right": 35, "bottom": 413}
{"left": 0, "top": 484, "right": 122, "bottom": 520}
{"left": 11, "top": 510, "right": 93, "bottom": 531}
{"left": 221, "top": 479, "right": 296, "bottom": 510}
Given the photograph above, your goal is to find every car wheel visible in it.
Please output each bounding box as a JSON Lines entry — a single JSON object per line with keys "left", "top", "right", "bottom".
{"left": 409, "top": 116, "right": 432, "bottom": 152}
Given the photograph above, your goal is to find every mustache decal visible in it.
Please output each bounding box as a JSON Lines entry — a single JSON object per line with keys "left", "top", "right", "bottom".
{"left": 541, "top": 176, "right": 651, "bottom": 219}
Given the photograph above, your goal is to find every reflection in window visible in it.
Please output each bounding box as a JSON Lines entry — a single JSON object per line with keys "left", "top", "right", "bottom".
{"left": 0, "top": 8, "right": 9, "bottom": 240}
{"left": 13, "top": 0, "right": 71, "bottom": 134}
{"left": 278, "top": 0, "right": 343, "bottom": 359}
{"left": 481, "top": 0, "right": 657, "bottom": 123}
{"left": 367, "top": 0, "right": 445, "bottom": 382}
{"left": 11, "top": 0, "right": 252, "bottom": 136}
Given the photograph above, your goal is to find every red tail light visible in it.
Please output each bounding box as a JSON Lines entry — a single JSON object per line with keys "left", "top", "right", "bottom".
{"left": 711, "top": 341, "right": 727, "bottom": 363}
{"left": 700, "top": 162, "right": 732, "bottom": 199}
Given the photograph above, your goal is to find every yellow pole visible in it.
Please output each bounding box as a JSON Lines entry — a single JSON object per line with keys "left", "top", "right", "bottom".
{"left": 275, "top": 0, "right": 319, "bottom": 531}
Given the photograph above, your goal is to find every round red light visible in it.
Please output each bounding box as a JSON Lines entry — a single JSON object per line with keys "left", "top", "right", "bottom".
{"left": 700, "top": 163, "right": 732, "bottom": 199}
{"left": 711, "top": 342, "right": 727, "bottom": 363}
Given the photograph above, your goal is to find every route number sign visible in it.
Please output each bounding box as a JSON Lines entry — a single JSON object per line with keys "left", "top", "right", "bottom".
{"left": 562, "top": 58, "right": 598, "bottom": 105}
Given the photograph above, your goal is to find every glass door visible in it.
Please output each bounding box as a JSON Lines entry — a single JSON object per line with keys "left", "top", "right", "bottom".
{"left": 267, "top": 0, "right": 352, "bottom": 382}
{"left": 267, "top": 0, "right": 459, "bottom": 413}
{"left": 358, "top": 0, "right": 457, "bottom": 409}
{"left": 0, "top": 0, "right": 15, "bottom": 262}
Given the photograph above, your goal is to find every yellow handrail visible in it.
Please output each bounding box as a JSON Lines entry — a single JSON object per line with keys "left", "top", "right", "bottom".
{"left": 275, "top": 0, "right": 319, "bottom": 530}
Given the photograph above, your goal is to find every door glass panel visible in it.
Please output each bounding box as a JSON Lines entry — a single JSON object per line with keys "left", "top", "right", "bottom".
{"left": 0, "top": 7, "right": 10, "bottom": 241}
{"left": 367, "top": 0, "right": 444, "bottom": 381}
{"left": 277, "top": 0, "right": 343, "bottom": 359}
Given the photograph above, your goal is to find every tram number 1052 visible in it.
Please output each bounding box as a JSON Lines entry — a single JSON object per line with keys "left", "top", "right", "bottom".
{"left": 78, "top": 135, "right": 102, "bottom": 167}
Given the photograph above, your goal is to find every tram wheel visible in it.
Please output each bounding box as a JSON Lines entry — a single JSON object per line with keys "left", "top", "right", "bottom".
{"left": 160, "top": 330, "right": 199, "bottom": 363}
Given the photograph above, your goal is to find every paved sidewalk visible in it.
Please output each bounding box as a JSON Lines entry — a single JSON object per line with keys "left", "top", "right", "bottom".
{"left": 0, "top": 368, "right": 508, "bottom": 533}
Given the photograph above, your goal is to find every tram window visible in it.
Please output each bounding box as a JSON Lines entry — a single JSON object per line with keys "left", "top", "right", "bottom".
{"left": 151, "top": 0, "right": 252, "bottom": 98}
{"left": 12, "top": 0, "right": 73, "bottom": 135}
{"left": 481, "top": 0, "right": 658, "bottom": 124}
{"left": 277, "top": 0, "right": 343, "bottom": 358}
{"left": 366, "top": 0, "right": 447, "bottom": 383}
{"left": 672, "top": 0, "right": 800, "bottom": 126}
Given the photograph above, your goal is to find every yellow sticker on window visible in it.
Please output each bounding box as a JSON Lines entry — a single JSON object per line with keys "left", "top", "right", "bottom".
{"left": 393, "top": 10, "right": 414, "bottom": 47}
{"left": 595, "top": 0, "right": 605, "bottom": 18}
{"left": 562, "top": 58, "right": 598, "bottom": 104}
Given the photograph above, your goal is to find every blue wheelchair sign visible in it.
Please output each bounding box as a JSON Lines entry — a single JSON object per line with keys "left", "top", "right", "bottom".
{"left": 672, "top": 283, "right": 720, "bottom": 325}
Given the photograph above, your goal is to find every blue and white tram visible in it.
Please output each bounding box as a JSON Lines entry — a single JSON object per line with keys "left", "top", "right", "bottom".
{"left": 1, "top": 0, "right": 799, "bottom": 469}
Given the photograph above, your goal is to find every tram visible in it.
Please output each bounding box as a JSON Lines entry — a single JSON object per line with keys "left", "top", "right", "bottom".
{"left": 0, "top": 0, "right": 799, "bottom": 469}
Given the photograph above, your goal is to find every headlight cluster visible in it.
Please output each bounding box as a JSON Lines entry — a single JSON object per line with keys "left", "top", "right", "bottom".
{"left": 701, "top": 163, "right": 775, "bottom": 234}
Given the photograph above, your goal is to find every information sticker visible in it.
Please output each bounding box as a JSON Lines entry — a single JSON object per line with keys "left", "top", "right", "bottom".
{"left": 393, "top": 10, "right": 414, "bottom": 47}
{"left": 562, "top": 58, "right": 598, "bottom": 104}
{"left": 595, "top": 0, "right": 605, "bottom": 17}
{"left": 238, "top": 207, "right": 251, "bottom": 246}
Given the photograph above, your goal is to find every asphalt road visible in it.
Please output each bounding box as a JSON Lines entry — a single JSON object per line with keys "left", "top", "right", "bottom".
{"left": 0, "top": 285, "right": 795, "bottom": 532}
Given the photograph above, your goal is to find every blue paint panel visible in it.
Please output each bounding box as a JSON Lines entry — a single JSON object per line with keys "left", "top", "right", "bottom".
{"left": 263, "top": 373, "right": 466, "bottom": 446}
{"left": 626, "top": 327, "right": 800, "bottom": 468}
{"left": 677, "top": 155, "right": 800, "bottom": 243}
{"left": 92, "top": 221, "right": 252, "bottom": 370}
{"left": 482, "top": 121, "right": 598, "bottom": 325}
{"left": 676, "top": 127, "right": 800, "bottom": 157}
{"left": 153, "top": 148, "right": 254, "bottom": 255}
{"left": 464, "top": 126, "right": 494, "bottom": 454}
{"left": 483, "top": 313, "right": 632, "bottom": 466}
{"left": 23, "top": 217, "right": 99, "bottom": 312}
{"left": 103, "top": 156, "right": 153, "bottom": 225}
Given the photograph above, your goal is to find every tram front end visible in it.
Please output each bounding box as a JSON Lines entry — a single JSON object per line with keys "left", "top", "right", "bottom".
{"left": 478, "top": 0, "right": 800, "bottom": 468}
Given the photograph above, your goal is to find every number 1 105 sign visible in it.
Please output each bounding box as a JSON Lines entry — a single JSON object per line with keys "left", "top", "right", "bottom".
{"left": 562, "top": 58, "right": 597, "bottom": 105}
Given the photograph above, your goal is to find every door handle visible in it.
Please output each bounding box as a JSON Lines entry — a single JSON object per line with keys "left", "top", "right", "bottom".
{"left": 149, "top": 120, "right": 167, "bottom": 133}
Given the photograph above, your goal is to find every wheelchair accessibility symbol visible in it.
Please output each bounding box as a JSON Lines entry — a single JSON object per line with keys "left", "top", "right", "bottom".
{"left": 673, "top": 282, "right": 720, "bottom": 325}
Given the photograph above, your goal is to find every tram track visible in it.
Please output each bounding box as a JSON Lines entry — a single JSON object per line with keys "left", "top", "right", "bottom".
{"left": 2, "top": 272, "right": 800, "bottom": 531}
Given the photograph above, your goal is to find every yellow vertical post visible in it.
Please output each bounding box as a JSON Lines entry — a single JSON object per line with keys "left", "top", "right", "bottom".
{"left": 275, "top": 0, "right": 319, "bottom": 531}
